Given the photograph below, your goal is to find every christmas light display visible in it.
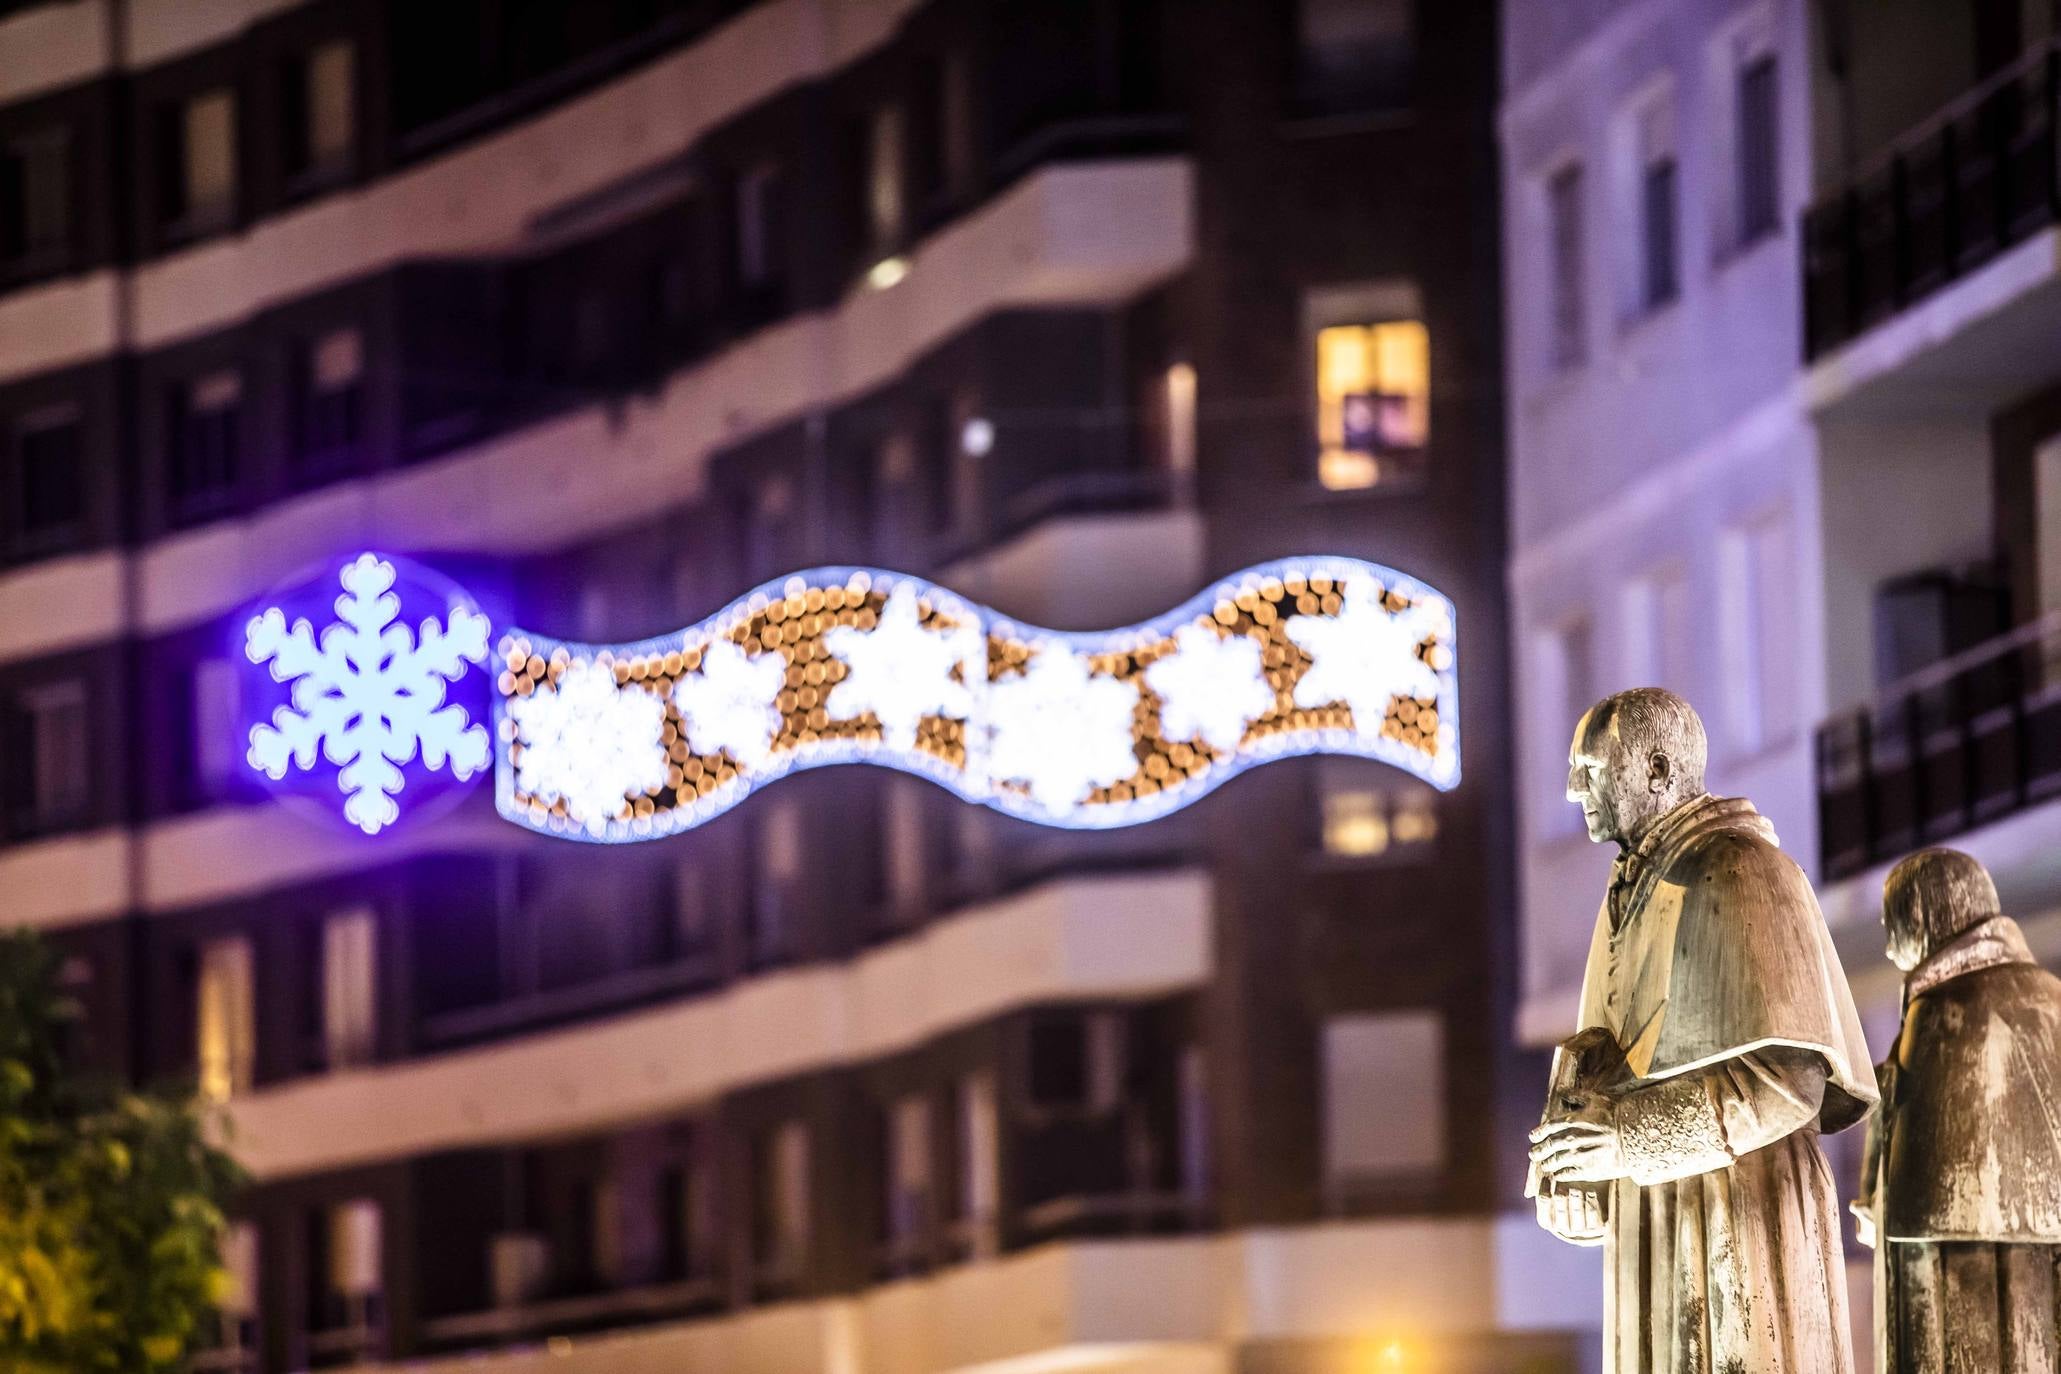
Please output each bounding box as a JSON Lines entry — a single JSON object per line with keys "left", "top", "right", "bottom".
{"left": 492, "top": 556, "right": 1459, "bottom": 843}
{"left": 241, "top": 553, "right": 1459, "bottom": 840}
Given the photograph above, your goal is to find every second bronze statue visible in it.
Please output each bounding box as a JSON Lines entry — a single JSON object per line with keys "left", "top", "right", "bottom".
{"left": 1856, "top": 847, "right": 2061, "bottom": 1371}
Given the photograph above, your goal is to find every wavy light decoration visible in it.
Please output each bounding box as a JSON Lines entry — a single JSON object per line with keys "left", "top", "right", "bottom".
{"left": 492, "top": 556, "right": 1458, "bottom": 843}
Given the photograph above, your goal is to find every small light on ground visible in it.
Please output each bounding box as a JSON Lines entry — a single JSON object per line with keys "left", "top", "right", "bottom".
{"left": 867, "top": 256, "right": 910, "bottom": 290}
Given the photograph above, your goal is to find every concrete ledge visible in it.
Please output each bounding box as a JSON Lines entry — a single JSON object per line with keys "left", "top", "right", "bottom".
{"left": 0, "top": 156, "right": 1196, "bottom": 661}
{"left": 380, "top": 1219, "right": 1544, "bottom": 1374}
{"left": 1805, "top": 227, "right": 2061, "bottom": 420}
{"left": 226, "top": 867, "right": 1211, "bottom": 1179}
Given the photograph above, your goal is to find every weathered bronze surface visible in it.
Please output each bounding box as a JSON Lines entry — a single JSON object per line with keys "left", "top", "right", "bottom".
{"left": 1858, "top": 848, "right": 2061, "bottom": 1371}
{"left": 1529, "top": 688, "right": 1876, "bottom": 1374}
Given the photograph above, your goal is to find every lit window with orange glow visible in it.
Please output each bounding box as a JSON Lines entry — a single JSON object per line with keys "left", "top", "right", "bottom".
{"left": 1315, "top": 320, "right": 1428, "bottom": 491}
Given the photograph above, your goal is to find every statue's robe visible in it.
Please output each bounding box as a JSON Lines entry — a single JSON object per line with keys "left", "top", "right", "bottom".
{"left": 1561, "top": 794, "right": 1876, "bottom": 1374}
{"left": 1858, "top": 914, "right": 2061, "bottom": 1372}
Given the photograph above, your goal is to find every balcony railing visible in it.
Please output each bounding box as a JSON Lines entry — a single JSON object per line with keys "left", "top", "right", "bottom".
{"left": 416, "top": 950, "right": 723, "bottom": 1052}
{"left": 934, "top": 465, "right": 1193, "bottom": 572}
{"left": 1803, "top": 39, "right": 2061, "bottom": 360}
{"left": 1017, "top": 1189, "right": 1207, "bottom": 1244}
{"left": 1816, "top": 611, "right": 2061, "bottom": 879}
{"left": 420, "top": 1276, "right": 726, "bottom": 1353}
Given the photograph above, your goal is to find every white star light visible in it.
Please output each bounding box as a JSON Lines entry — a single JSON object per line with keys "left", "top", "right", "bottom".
{"left": 1144, "top": 623, "right": 1273, "bottom": 754}
{"left": 987, "top": 645, "right": 1141, "bottom": 812}
{"left": 822, "top": 585, "right": 980, "bottom": 749}
{"left": 245, "top": 553, "right": 490, "bottom": 835}
{"left": 1283, "top": 576, "right": 1445, "bottom": 733}
{"left": 508, "top": 660, "right": 669, "bottom": 835}
{"left": 672, "top": 639, "right": 787, "bottom": 767}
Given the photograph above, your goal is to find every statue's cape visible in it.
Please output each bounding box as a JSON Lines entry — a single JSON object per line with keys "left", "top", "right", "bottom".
{"left": 1576, "top": 794, "right": 1877, "bottom": 1133}
{"left": 1879, "top": 916, "right": 2061, "bottom": 1242}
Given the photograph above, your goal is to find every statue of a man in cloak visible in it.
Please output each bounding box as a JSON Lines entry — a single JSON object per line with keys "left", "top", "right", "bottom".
{"left": 1855, "top": 847, "right": 2061, "bottom": 1370}
{"left": 1526, "top": 687, "right": 1876, "bottom": 1374}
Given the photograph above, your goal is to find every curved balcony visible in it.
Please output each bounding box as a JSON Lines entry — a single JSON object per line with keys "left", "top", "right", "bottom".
{"left": 1816, "top": 610, "right": 2061, "bottom": 881}
{"left": 221, "top": 866, "right": 1211, "bottom": 1180}
{"left": 1804, "top": 37, "right": 2061, "bottom": 372}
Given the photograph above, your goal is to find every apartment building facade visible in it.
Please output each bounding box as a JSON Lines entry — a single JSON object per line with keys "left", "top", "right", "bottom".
{"left": 1501, "top": 0, "right": 1823, "bottom": 1060}
{"left": 0, "top": 1, "right": 1568, "bottom": 1370}
{"left": 1505, "top": 0, "right": 2061, "bottom": 1356}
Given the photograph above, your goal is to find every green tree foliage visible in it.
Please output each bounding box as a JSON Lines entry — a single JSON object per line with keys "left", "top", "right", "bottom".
{"left": 0, "top": 931, "right": 245, "bottom": 1372}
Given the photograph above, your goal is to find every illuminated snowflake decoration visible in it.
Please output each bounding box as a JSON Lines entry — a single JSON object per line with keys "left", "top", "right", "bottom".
{"left": 672, "top": 640, "right": 788, "bottom": 767}
{"left": 245, "top": 553, "right": 491, "bottom": 835}
{"left": 987, "top": 645, "right": 1141, "bottom": 812}
{"left": 822, "top": 584, "right": 980, "bottom": 748}
{"left": 1284, "top": 576, "right": 1445, "bottom": 730}
{"left": 508, "top": 660, "right": 669, "bottom": 835}
{"left": 1144, "top": 623, "right": 1273, "bottom": 754}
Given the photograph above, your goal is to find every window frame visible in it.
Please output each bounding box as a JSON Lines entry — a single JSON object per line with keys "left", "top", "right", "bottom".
{"left": 157, "top": 87, "right": 239, "bottom": 243}
{"left": 165, "top": 367, "right": 244, "bottom": 524}
{"left": 9, "top": 402, "right": 85, "bottom": 557}
{"left": 13, "top": 677, "right": 88, "bottom": 829}
{"left": 1543, "top": 157, "right": 1588, "bottom": 371}
{"left": 1302, "top": 280, "right": 1430, "bottom": 496}
{"left": 1709, "top": 5, "right": 1782, "bottom": 262}
{"left": 0, "top": 123, "right": 72, "bottom": 281}
{"left": 1320, "top": 1008, "right": 1447, "bottom": 1211}
{"left": 1734, "top": 51, "right": 1781, "bottom": 248}
{"left": 290, "top": 326, "right": 366, "bottom": 482}
{"left": 281, "top": 38, "right": 357, "bottom": 197}
{"left": 1288, "top": 0, "right": 1416, "bottom": 119}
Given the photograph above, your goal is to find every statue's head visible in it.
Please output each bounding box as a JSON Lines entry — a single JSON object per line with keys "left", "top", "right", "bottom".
{"left": 1565, "top": 687, "right": 1710, "bottom": 848}
{"left": 1882, "top": 847, "right": 1999, "bottom": 972}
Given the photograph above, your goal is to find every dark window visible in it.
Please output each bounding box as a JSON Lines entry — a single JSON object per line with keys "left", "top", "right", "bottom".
{"left": 862, "top": 105, "right": 906, "bottom": 255}
{"left": 1547, "top": 162, "right": 1586, "bottom": 369}
{"left": 733, "top": 164, "right": 786, "bottom": 294}
{"left": 571, "top": 287, "right": 614, "bottom": 375}
{"left": 751, "top": 1122, "right": 809, "bottom": 1285}
{"left": 8, "top": 680, "right": 87, "bottom": 828}
{"left": 156, "top": 91, "right": 237, "bottom": 236}
{"left": 282, "top": 41, "right": 355, "bottom": 188}
{"left": 659, "top": 1144, "right": 718, "bottom": 1282}
{"left": 880, "top": 1094, "right": 934, "bottom": 1266}
{"left": 560, "top": 1176, "right": 603, "bottom": 1294}
{"left": 14, "top": 411, "right": 83, "bottom": 546}
{"left": 747, "top": 798, "right": 801, "bottom": 967}
{"left": 0, "top": 127, "right": 69, "bottom": 276}
{"left": 1026, "top": 1011, "right": 1124, "bottom": 1113}
{"left": 1737, "top": 54, "right": 1780, "bottom": 245}
{"left": 908, "top": 57, "right": 948, "bottom": 207}
{"left": 1027, "top": 1016, "right": 1090, "bottom": 1107}
{"left": 868, "top": 430, "right": 939, "bottom": 559}
{"left": 1294, "top": 0, "right": 1413, "bottom": 114}
{"left": 744, "top": 477, "right": 795, "bottom": 583}
{"left": 1642, "top": 155, "right": 1679, "bottom": 309}
{"left": 390, "top": 0, "right": 494, "bottom": 136}
{"left": 293, "top": 329, "right": 363, "bottom": 478}
{"left": 666, "top": 859, "right": 716, "bottom": 959}
{"left": 152, "top": 107, "right": 185, "bottom": 226}
{"left": 305, "top": 1204, "right": 338, "bottom": 1331}
{"left": 166, "top": 371, "right": 241, "bottom": 517}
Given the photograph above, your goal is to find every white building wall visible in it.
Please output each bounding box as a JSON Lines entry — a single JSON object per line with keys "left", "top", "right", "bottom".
{"left": 1500, "top": 0, "right": 1824, "bottom": 1038}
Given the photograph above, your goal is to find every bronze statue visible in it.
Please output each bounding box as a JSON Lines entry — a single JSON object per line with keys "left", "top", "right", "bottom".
{"left": 1527, "top": 688, "right": 1876, "bottom": 1373}
{"left": 1855, "top": 848, "right": 2061, "bottom": 1370}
